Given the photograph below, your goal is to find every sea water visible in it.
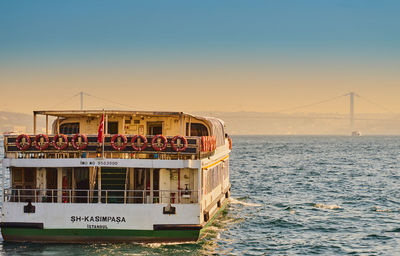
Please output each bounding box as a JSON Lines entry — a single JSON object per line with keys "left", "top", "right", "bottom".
{"left": 0, "top": 136, "right": 399, "bottom": 255}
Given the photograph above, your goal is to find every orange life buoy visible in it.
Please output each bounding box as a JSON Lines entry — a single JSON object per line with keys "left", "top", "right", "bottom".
{"left": 171, "top": 135, "right": 188, "bottom": 152}
{"left": 131, "top": 135, "right": 148, "bottom": 151}
{"left": 34, "top": 134, "right": 50, "bottom": 150}
{"left": 53, "top": 134, "right": 68, "bottom": 150}
{"left": 228, "top": 137, "right": 232, "bottom": 150}
{"left": 71, "top": 133, "right": 88, "bottom": 150}
{"left": 16, "top": 134, "right": 31, "bottom": 151}
{"left": 151, "top": 134, "right": 168, "bottom": 151}
{"left": 111, "top": 134, "right": 127, "bottom": 151}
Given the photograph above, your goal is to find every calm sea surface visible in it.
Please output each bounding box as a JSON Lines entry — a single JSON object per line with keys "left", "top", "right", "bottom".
{"left": 0, "top": 136, "right": 399, "bottom": 255}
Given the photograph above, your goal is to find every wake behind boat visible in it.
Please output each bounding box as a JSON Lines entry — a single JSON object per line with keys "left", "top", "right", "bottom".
{"left": 0, "top": 110, "right": 231, "bottom": 243}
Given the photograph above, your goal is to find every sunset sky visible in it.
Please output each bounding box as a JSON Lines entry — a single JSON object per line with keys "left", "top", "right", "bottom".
{"left": 1, "top": 0, "right": 399, "bottom": 114}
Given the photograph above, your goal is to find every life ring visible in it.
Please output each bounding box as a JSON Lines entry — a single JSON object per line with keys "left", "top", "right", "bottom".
{"left": 213, "top": 136, "right": 217, "bottom": 150}
{"left": 34, "top": 134, "right": 50, "bottom": 150}
{"left": 201, "top": 136, "right": 206, "bottom": 152}
{"left": 72, "top": 133, "right": 88, "bottom": 150}
{"left": 111, "top": 134, "right": 127, "bottom": 151}
{"left": 228, "top": 137, "right": 232, "bottom": 150}
{"left": 131, "top": 135, "right": 148, "bottom": 151}
{"left": 53, "top": 134, "right": 68, "bottom": 150}
{"left": 16, "top": 134, "right": 31, "bottom": 151}
{"left": 171, "top": 135, "right": 188, "bottom": 152}
{"left": 151, "top": 135, "right": 168, "bottom": 151}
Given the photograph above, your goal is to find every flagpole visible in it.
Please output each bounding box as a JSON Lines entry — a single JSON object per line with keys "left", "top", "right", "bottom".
{"left": 102, "top": 109, "right": 105, "bottom": 159}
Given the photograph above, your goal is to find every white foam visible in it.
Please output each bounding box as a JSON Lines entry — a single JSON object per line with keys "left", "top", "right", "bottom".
{"left": 373, "top": 206, "right": 392, "bottom": 212}
{"left": 314, "top": 203, "right": 341, "bottom": 210}
{"left": 203, "top": 226, "right": 221, "bottom": 232}
{"left": 142, "top": 240, "right": 197, "bottom": 247}
{"left": 229, "top": 197, "right": 262, "bottom": 207}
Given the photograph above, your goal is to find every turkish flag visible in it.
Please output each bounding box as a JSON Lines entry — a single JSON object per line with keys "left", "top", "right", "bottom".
{"left": 97, "top": 114, "right": 104, "bottom": 143}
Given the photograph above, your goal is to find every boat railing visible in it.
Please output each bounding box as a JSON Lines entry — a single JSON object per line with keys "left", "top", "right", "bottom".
{"left": 3, "top": 188, "right": 199, "bottom": 204}
{"left": 3, "top": 134, "right": 217, "bottom": 159}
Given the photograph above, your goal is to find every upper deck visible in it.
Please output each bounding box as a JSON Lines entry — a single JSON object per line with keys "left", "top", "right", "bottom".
{"left": 3, "top": 110, "right": 230, "bottom": 161}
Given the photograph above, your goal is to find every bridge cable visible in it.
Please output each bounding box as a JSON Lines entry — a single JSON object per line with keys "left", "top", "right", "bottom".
{"left": 83, "top": 92, "right": 136, "bottom": 109}
{"left": 272, "top": 94, "right": 347, "bottom": 113}
{"left": 356, "top": 95, "right": 394, "bottom": 114}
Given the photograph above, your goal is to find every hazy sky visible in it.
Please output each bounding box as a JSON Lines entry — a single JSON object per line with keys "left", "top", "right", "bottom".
{"left": 0, "top": 0, "right": 399, "bottom": 114}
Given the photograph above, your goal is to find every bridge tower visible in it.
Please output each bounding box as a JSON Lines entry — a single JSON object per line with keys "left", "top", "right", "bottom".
{"left": 349, "top": 92, "right": 354, "bottom": 131}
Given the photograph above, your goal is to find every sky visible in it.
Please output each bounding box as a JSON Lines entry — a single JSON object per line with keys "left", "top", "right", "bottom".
{"left": 0, "top": 0, "right": 399, "bottom": 114}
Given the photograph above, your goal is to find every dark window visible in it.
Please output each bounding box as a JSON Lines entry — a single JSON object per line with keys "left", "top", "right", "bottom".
{"left": 108, "top": 122, "right": 118, "bottom": 134}
{"left": 147, "top": 122, "right": 163, "bottom": 135}
{"left": 59, "top": 123, "right": 80, "bottom": 134}
{"left": 186, "top": 123, "right": 208, "bottom": 136}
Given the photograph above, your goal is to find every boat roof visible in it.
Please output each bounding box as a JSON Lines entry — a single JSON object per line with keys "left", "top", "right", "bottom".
{"left": 34, "top": 110, "right": 186, "bottom": 118}
{"left": 33, "top": 110, "right": 224, "bottom": 125}
{"left": 34, "top": 110, "right": 226, "bottom": 144}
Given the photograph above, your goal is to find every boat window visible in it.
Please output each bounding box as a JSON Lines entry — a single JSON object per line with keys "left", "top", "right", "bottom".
{"left": 147, "top": 122, "right": 163, "bottom": 135}
{"left": 208, "top": 119, "right": 225, "bottom": 146}
{"left": 46, "top": 168, "right": 57, "bottom": 190}
{"left": 13, "top": 168, "right": 23, "bottom": 183}
{"left": 11, "top": 167, "right": 36, "bottom": 194}
{"left": 186, "top": 123, "right": 208, "bottom": 136}
{"left": 108, "top": 122, "right": 118, "bottom": 134}
{"left": 74, "top": 167, "right": 89, "bottom": 203}
{"left": 59, "top": 122, "right": 80, "bottom": 134}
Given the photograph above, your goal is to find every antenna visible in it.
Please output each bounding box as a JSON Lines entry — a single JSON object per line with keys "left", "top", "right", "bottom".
{"left": 349, "top": 92, "right": 354, "bottom": 131}
{"left": 80, "top": 91, "right": 84, "bottom": 110}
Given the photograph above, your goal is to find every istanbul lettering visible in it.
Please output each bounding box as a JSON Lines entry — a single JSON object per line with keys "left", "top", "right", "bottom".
{"left": 71, "top": 216, "right": 126, "bottom": 224}
{"left": 87, "top": 224, "right": 108, "bottom": 229}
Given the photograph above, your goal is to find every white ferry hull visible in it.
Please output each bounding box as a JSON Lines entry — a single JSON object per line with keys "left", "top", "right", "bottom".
{"left": 1, "top": 203, "right": 203, "bottom": 243}
{"left": 1, "top": 197, "right": 230, "bottom": 243}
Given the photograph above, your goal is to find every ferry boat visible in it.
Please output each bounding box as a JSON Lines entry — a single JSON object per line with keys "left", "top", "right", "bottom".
{"left": 0, "top": 110, "right": 231, "bottom": 243}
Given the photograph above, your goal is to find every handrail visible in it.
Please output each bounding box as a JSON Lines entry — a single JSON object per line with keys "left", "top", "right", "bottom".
{"left": 3, "top": 134, "right": 213, "bottom": 159}
{"left": 3, "top": 188, "right": 198, "bottom": 204}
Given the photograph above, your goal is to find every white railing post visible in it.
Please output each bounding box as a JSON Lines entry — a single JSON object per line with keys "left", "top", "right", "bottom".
{"left": 2, "top": 166, "right": 5, "bottom": 203}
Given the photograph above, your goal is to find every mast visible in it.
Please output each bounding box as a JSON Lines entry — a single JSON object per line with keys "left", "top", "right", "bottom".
{"left": 350, "top": 92, "right": 354, "bottom": 131}
{"left": 80, "top": 92, "right": 84, "bottom": 110}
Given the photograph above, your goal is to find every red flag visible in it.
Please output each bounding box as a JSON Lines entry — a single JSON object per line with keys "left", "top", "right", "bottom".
{"left": 97, "top": 114, "right": 104, "bottom": 143}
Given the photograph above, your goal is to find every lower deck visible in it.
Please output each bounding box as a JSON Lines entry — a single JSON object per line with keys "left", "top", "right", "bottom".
{"left": 0, "top": 192, "right": 230, "bottom": 243}
{"left": 6, "top": 166, "right": 200, "bottom": 204}
{"left": 0, "top": 155, "right": 231, "bottom": 243}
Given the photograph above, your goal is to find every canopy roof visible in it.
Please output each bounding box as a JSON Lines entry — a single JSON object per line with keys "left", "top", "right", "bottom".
{"left": 34, "top": 110, "right": 184, "bottom": 118}
{"left": 34, "top": 110, "right": 225, "bottom": 144}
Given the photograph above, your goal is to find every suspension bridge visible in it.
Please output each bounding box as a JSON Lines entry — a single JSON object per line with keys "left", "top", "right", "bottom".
{"left": 48, "top": 91, "right": 398, "bottom": 134}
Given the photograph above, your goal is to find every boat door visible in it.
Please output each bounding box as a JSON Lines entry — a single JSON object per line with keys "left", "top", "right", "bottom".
{"left": 100, "top": 168, "right": 127, "bottom": 203}
{"left": 132, "top": 169, "right": 159, "bottom": 203}
{"left": 147, "top": 122, "right": 163, "bottom": 135}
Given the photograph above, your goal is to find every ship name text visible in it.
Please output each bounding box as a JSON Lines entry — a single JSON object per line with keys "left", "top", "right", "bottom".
{"left": 71, "top": 216, "right": 126, "bottom": 223}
